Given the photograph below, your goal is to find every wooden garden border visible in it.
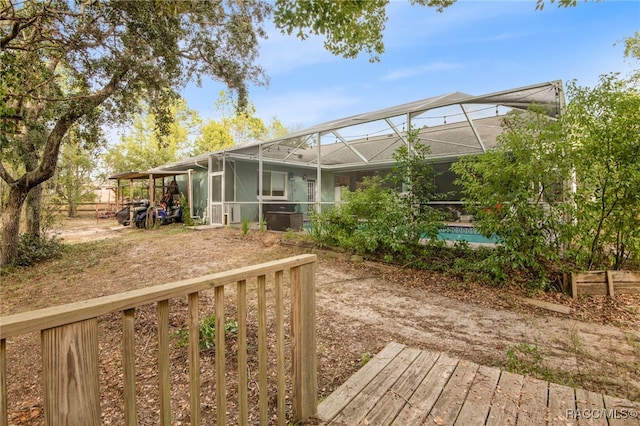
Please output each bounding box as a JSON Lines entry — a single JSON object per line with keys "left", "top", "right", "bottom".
{"left": 569, "top": 270, "right": 640, "bottom": 298}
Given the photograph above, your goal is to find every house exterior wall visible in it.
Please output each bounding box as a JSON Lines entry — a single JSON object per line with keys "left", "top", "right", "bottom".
{"left": 228, "top": 159, "right": 334, "bottom": 222}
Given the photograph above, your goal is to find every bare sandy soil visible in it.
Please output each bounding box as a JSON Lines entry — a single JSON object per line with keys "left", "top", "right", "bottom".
{"left": 1, "top": 217, "right": 638, "bottom": 424}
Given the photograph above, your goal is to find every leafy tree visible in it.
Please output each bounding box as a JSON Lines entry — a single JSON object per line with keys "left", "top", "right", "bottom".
{"left": 105, "top": 99, "right": 200, "bottom": 174}
{"left": 51, "top": 124, "right": 102, "bottom": 218}
{"left": 565, "top": 76, "right": 640, "bottom": 269}
{"left": 1, "top": 0, "right": 270, "bottom": 266}
{"left": 194, "top": 120, "right": 235, "bottom": 156}
{"left": 274, "top": 0, "right": 455, "bottom": 62}
{"left": 274, "top": 0, "right": 584, "bottom": 62}
{"left": 193, "top": 90, "right": 290, "bottom": 155}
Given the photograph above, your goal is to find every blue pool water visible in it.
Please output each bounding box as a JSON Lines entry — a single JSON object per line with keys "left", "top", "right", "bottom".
{"left": 436, "top": 226, "right": 499, "bottom": 244}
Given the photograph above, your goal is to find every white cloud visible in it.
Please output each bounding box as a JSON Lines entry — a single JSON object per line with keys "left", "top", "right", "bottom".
{"left": 381, "top": 62, "right": 462, "bottom": 82}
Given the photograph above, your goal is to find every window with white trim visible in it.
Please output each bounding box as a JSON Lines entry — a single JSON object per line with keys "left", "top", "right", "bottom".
{"left": 257, "top": 171, "right": 287, "bottom": 198}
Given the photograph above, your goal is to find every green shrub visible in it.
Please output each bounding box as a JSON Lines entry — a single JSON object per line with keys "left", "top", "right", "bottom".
{"left": 174, "top": 315, "right": 238, "bottom": 351}
{"left": 308, "top": 131, "right": 444, "bottom": 264}
{"left": 14, "top": 233, "right": 63, "bottom": 267}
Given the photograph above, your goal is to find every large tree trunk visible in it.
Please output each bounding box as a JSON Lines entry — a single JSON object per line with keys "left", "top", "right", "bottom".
{"left": 1, "top": 187, "right": 28, "bottom": 266}
{"left": 25, "top": 184, "right": 42, "bottom": 236}
{"left": 69, "top": 200, "right": 77, "bottom": 218}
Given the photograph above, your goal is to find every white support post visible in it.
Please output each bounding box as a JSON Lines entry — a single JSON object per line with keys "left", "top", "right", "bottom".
{"left": 315, "top": 133, "right": 321, "bottom": 214}
{"left": 258, "top": 145, "right": 264, "bottom": 223}
{"left": 187, "top": 169, "right": 193, "bottom": 219}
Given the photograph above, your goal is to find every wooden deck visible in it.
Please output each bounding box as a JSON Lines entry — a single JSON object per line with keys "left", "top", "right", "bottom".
{"left": 317, "top": 342, "right": 640, "bottom": 425}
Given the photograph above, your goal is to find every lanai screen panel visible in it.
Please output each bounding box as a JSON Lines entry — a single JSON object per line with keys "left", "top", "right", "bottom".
{"left": 190, "top": 81, "right": 563, "bottom": 170}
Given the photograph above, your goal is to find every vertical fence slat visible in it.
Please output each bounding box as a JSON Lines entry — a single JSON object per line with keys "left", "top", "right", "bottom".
{"left": 275, "top": 270, "right": 286, "bottom": 425}
{"left": 237, "top": 280, "right": 248, "bottom": 426}
{"left": 122, "top": 309, "right": 137, "bottom": 426}
{"left": 290, "top": 263, "right": 317, "bottom": 422}
{"left": 188, "top": 292, "right": 201, "bottom": 426}
{"left": 0, "top": 339, "right": 7, "bottom": 426}
{"left": 215, "top": 286, "right": 227, "bottom": 425}
{"left": 157, "top": 300, "right": 171, "bottom": 425}
{"left": 257, "top": 275, "right": 268, "bottom": 424}
{"left": 42, "top": 318, "right": 101, "bottom": 425}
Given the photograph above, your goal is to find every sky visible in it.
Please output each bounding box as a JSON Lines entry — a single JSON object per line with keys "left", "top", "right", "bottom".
{"left": 179, "top": 0, "right": 639, "bottom": 134}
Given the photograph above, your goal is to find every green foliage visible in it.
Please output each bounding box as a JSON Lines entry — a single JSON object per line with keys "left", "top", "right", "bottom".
{"left": 105, "top": 99, "right": 200, "bottom": 173}
{"left": 452, "top": 108, "right": 573, "bottom": 286}
{"left": 194, "top": 120, "right": 235, "bottom": 156}
{"left": 360, "top": 352, "right": 372, "bottom": 366}
{"left": 565, "top": 77, "right": 640, "bottom": 270}
{"left": 50, "top": 124, "right": 101, "bottom": 217}
{"left": 506, "top": 342, "right": 544, "bottom": 375}
{"left": 274, "top": 0, "right": 455, "bottom": 62}
{"left": 241, "top": 218, "right": 252, "bottom": 235}
{"left": 13, "top": 233, "right": 64, "bottom": 267}
{"left": 180, "top": 195, "right": 196, "bottom": 226}
{"left": 174, "top": 315, "right": 238, "bottom": 351}
{"left": 259, "top": 216, "right": 266, "bottom": 233}
{"left": 309, "top": 132, "right": 444, "bottom": 263}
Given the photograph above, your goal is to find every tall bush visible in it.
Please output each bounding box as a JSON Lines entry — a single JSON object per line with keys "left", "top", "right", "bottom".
{"left": 309, "top": 130, "right": 444, "bottom": 262}
{"left": 565, "top": 76, "right": 640, "bottom": 269}
{"left": 452, "top": 108, "right": 573, "bottom": 286}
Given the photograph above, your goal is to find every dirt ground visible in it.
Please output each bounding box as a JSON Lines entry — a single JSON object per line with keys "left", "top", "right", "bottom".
{"left": 1, "top": 217, "right": 639, "bottom": 424}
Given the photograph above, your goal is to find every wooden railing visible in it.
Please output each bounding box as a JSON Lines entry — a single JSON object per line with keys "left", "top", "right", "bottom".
{"left": 0, "top": 254, "right": 317, "bottom": 425}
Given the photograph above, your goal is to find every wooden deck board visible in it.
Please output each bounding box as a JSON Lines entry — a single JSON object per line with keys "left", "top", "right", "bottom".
{"left": 424, "top": 360, "right": 479, "bottom": 425}
{"left": 455, "top": 365, "right": 501, "bottom": 426}
{"left": 548, "top": 382, "right": 577, "bottom": 426}
{"left": 391, "top": 353, "right": 458, "bottom": 425}
{"left": 486, "top": 371, "right": 524, "bottom": 426}
{"left": 317, "top": 342, "right": 640, "bottom": 426}
{"left": 363, "top": 350, "right": 439, "bottom": 425}
{"left": 317, "top": 341, "right": 405, "bottom": 422}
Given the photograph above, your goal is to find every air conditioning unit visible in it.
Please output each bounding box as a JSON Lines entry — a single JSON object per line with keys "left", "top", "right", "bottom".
{"left": 225, "top": 203, "right": 241, "bottom": 224}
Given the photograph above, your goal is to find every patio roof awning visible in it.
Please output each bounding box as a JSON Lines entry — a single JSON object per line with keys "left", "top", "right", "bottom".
{"left": 108, "top": 170, "right": 192, "bottom": 181}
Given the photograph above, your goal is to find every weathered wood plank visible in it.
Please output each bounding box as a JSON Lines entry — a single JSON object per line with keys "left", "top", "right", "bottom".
{"left": 573, "top": 271, "right": 608, "bottom": 283}
{"left": 611, "top": 271, "right": 640, "bottom": 283}
{"left": 188, "top": 292, "right": 201, "bottom": 426}
{"left": 570, "top": 270, "right": 640, "bottom": 297}
{"left": 606, "top": 270, "right": 615, "bottom": 297}
{"left": 317, "top": 342, "right": 405, "bottom": 422}
{"left": 291, "top": 263, "right": 318, "bottom": 422}
{"left": 236, "top": 280, "right": 248, "bottom": 426}
{"left": 42, "top": 318, "right": 101, "bottom": 425}
{"left": 576, "top": 388, "right": 606, "bottom": 426}
{"left": 424, "top": 359, "right": 479, "bottom": 426}
{"left": 331, "top": 347, "right": 421, "bottom": 425}
{"left": 548, "top": 382, "right": 576, "bottom": 426}
{"left": 516, "top": 376, "right": 548, "bottom": 426}
{"left": 455, "top": 365, "right": 501, "bottom": 425}
{"left": 157, "top": 301, "right": 171, "bottom": 426}
{"left": 122, "top": 309, "right": 138, "bottom": 426}
{"left": 603, "top": 394, "right": 640, "bottom": 426}
{"left": 520, "top": 297, "right": 572, "bottom": 315}
{"left": 485, "top": 371, "right": 525, "bottom": 426}
{"left": 359, "top": 349, "right": 439, "bottom": 425}
{"left": 275, "top": 270, "right": 286, "bottom": 426}
{"left": 392, "top": 354, "right": 458, "bottom": 425}
{"left": 1, "top": 339, "right": 7, "bottom": 426}
{"left": 215, "top": 285, "right": 227, "bottom": 425}
{"left": 257, "top": 275, "right": 268, "bottom": 425}
{"left": 0, "top": 254, "right": 318, "bottom": 339}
